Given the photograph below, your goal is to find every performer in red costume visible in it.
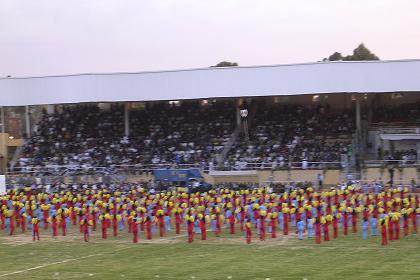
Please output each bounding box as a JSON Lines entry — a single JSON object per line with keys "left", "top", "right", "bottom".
{"left": 32, "top": 217, "right": 40, "bottom": 241}
{"left": 145, "top": 216, "right": 152, "bottom": 240}
{"left": 229, "top": 213, "right": 235, "bottom": 235}
{"left": 42, "top": 205, "right": 49, "bottom": 230}
{"left": 51, "top": 215, "right": 58, "bottom": 238}
{"left": 199, "top": 215, "right": 207, "bottom": 240}
{"left": 411, "top": 208, "right": 417, "bottom": 234}
{"left": 78, "top": 212, "right": 84, "bottom": 233}
{"left": 388, "top": 217, "right": 394, "bottom": 241}
{"left": 81, "top": 217, "right": 90, "bottom": 242}
{"left": 91, "top": 208, "right": 97, "bottom": 231}
{"left": 71, "top": 205, "right": 77, "bottom": 226}
{"left": 323, "top": 217, "right": 330, "bottom": 241}
{"left": 394, "top": 215, "right": 400, "bottom": 240}
{"left": 403, "top": 213, "right": 409, "bottom": 236}
{"left": 21, "top": 213, "right": 26, "bottom": 233}
{"left": 112, "top": 214, "right": 119, "bottom": 237}
{"left": 381, "top": 219, "right": 388, "bottom": 246}
{"left": 175, "top": 210, "right": 181, "bottom": 234}
{"left": 132, "top": 214, "right": 140, "bottom": 243}
{"left": 343, "top": 211, "right": 349, "bottom": 236}
{"left": 315, "top": 218, "right": 321, "bottom": 244}
{"left": 283, "top": 208, "right": 289, "bottom": 235}
{"left": 187, "top": 215, "right": 195, "bottom": 243}
{"left": 100, "top": 214, "right": 108, "bottom": 239}
{"left": 270, "top": 212, "right": 277, "bottom": 238}
{"left": 0, "top": 209, "right": 5, "bottom": 230}
{"left": 127, "top": 214, "right": 133, "bottom": 234}
{"left": 332, "top": 215, "right": 338, "bottom": 239}
{"left": 157, "top": 210, "right": 165, "bottom": 237}
{"left": 237, "top": 206, "right": 245, "bottom": 232}
{"left": 245, "top": 219, "right": 252, "bottom": 244}
{"left": 59, "top": 212, "right": 67, "bottom": 236}
{"left": 259, "top": 210, "right": 266, "bottom": 241}
{"left": 351, "top": 209, "right": 358, "bottom": 233}
{"left": 8, "top": 211, "right": 15, "bottom": 236}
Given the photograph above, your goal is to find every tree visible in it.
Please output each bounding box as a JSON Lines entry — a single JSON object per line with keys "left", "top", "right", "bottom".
{"left": 323, "top": 43, "right": 379, "bottom": 61}
{"left": 211, "top": 61, "right": 239, "bottom": 67}
{"left": 323, "top": 52, "right": 343, "bottom": 61}
{"left": 343, "top": 43, "right": 379, "bottom": 61}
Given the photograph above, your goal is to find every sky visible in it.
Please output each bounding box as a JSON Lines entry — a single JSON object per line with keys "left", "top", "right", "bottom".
{"left": 1, "top": 0, "right": 420, "bottom": 77}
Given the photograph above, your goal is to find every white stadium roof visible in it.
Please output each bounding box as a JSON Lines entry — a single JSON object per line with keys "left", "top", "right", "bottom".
{"left": 1, "top": 59, "right": 420, "bottom": 106}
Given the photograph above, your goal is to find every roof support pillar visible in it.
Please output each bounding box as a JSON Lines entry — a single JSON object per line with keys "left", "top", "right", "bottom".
{"left": 25, "top": 105, "right": 31, "bottom": 138}
{"left": 124, "top": 102, "right": 130, "bottom": 137}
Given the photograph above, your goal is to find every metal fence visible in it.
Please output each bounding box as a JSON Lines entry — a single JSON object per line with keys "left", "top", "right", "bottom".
{"left": 6, "top": 160, "right": 419, "bottom": 185}
{"left": 213, "top": 161, "right": 342, "bottom": 171}
{"left": 364, "top": 159, "right": 420, "bottom": 168}
{"left": 7, "top": 161, "right": 343, "bottom": 175}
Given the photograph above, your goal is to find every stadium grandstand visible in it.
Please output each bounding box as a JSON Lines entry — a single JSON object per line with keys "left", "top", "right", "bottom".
{"left": 0, "top": 59, "right": 419, "bottom": 191}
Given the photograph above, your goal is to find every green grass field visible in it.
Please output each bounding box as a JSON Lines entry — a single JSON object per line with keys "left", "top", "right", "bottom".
{"left": 0, "top": 227, "right": 419, "bottom": 280}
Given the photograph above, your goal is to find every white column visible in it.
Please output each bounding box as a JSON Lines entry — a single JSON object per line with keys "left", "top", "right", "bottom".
{"left": 356, "top": 96, "right": 361, "bottom": 134}
{"left": 124, "top": 102, "right": 130, "bottom": 137}
{"left": 236, "top": 107, "right": 241, "bottom": 126}
{"left": 46, "top": 104, "right": 55, "bottom": 114}
{"left": 0, "top": 107, "right": 4, "bottom": 133}
{"left": 355, "top": 96, "right": 362, "bottom": 154}
{"left": 25, "top": 105, "right": 31, "bottom": 138}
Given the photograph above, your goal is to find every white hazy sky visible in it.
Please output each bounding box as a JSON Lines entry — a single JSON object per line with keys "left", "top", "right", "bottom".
{"left": 1, "top": 0, "right": 420, "bottom": 77}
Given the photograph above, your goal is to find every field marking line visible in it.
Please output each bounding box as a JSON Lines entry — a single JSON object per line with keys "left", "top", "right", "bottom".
{"left": 0, "top": 234, "right": 189, "bottom": 277}
{"left": 0, "top": 253, "right": 104, "bottom": 278}
{"left": 0, "top": 246, "right": 132, "bottom": 278}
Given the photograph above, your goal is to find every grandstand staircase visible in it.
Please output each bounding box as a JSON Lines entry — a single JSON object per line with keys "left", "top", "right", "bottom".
{"left": 343, "top": 126, "right": 366, "bottom": 181}
{"left": 216, "top": 127, "right": 240, "bottom": 165}
{"left": 9, "top": 106, "right": 45, "bottom": 171}
{"left": 344, "top": 166, "right": 362, "bottom": 181}
{"left": 8, "top": 143, "right": 25, "bottom": 171}
{"left": 216, "top": 101, "right": 258, "bottom": 166}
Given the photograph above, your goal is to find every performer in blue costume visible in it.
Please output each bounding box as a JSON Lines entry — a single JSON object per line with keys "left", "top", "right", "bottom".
{"left": 297, "top": 218, "right": 305, "bottom": 240}
{"left": 362, "top": 217, "right": 369, "bottom": 240}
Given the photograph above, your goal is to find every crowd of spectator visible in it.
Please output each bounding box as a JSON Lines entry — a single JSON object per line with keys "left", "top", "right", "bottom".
{"left": 378, "top": 149, "right": 418, "bottom": 165}
{"left": 372, "top": 101, "right": 419, "bottom": 164}
{"left": 129, "top": 101, "right": 235, "bottom": 166}
{"left": 13, "top": 101, "right": 235, "bottom": 173}
{"left": 18, "top": 101, "right": 419, "bottom": 173}
{"left": 371, "top": 101, "right": 420, "bottom": 123}
{"left": 225, "top": 104, "right": 354, "bottom": 169}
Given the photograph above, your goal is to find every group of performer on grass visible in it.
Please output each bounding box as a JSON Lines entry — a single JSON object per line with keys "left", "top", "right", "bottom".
{"left": 0, "top": 185, "right": 418, "bottom": 245}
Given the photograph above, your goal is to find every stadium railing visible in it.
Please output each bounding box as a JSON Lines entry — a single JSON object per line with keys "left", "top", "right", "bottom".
{"left": 7, "top": 160, "right": 418, "bottom": 178}
{"left": 214, "top": 161, "right": 342, "bottom": 171}
{"left": 7, "top": 161, "right": 342, "bottom": 175}
{"left": 364, "top": 159, "right": 420, "bottom": 168}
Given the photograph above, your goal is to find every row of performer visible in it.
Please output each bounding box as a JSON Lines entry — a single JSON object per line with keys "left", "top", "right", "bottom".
{"left": 0, "top": 186, "right": 418, "bottom": 245}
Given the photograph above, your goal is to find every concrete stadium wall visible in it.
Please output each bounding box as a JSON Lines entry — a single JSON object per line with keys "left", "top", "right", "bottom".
{"left": 7, "top": 138, "right": 24, "bottom": 147}
{"left": 0, "top": 133, "right": 24, "bottom": 174}
{"left": 204, "top": 168, "right": 418, "bottom": 185}
{"left": 124, "top": 174, "right": 154, "bottom": 183}
{"left": 257, "top": 170, "right": 341, "bottom": 185}
{"left": 206, "top": 169, "right": 341, "bottom": 185}
{"left": 6, "top": 168, "right": 418, "bottom": 186}
{"left": 0, "top": 133, "right": 12, "bottom": 174}
{"left": 361, "top": 167, "right": 419, "bottom": 183}
{"left": 60, "top": 174, "right": 154, "bottom": 185}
